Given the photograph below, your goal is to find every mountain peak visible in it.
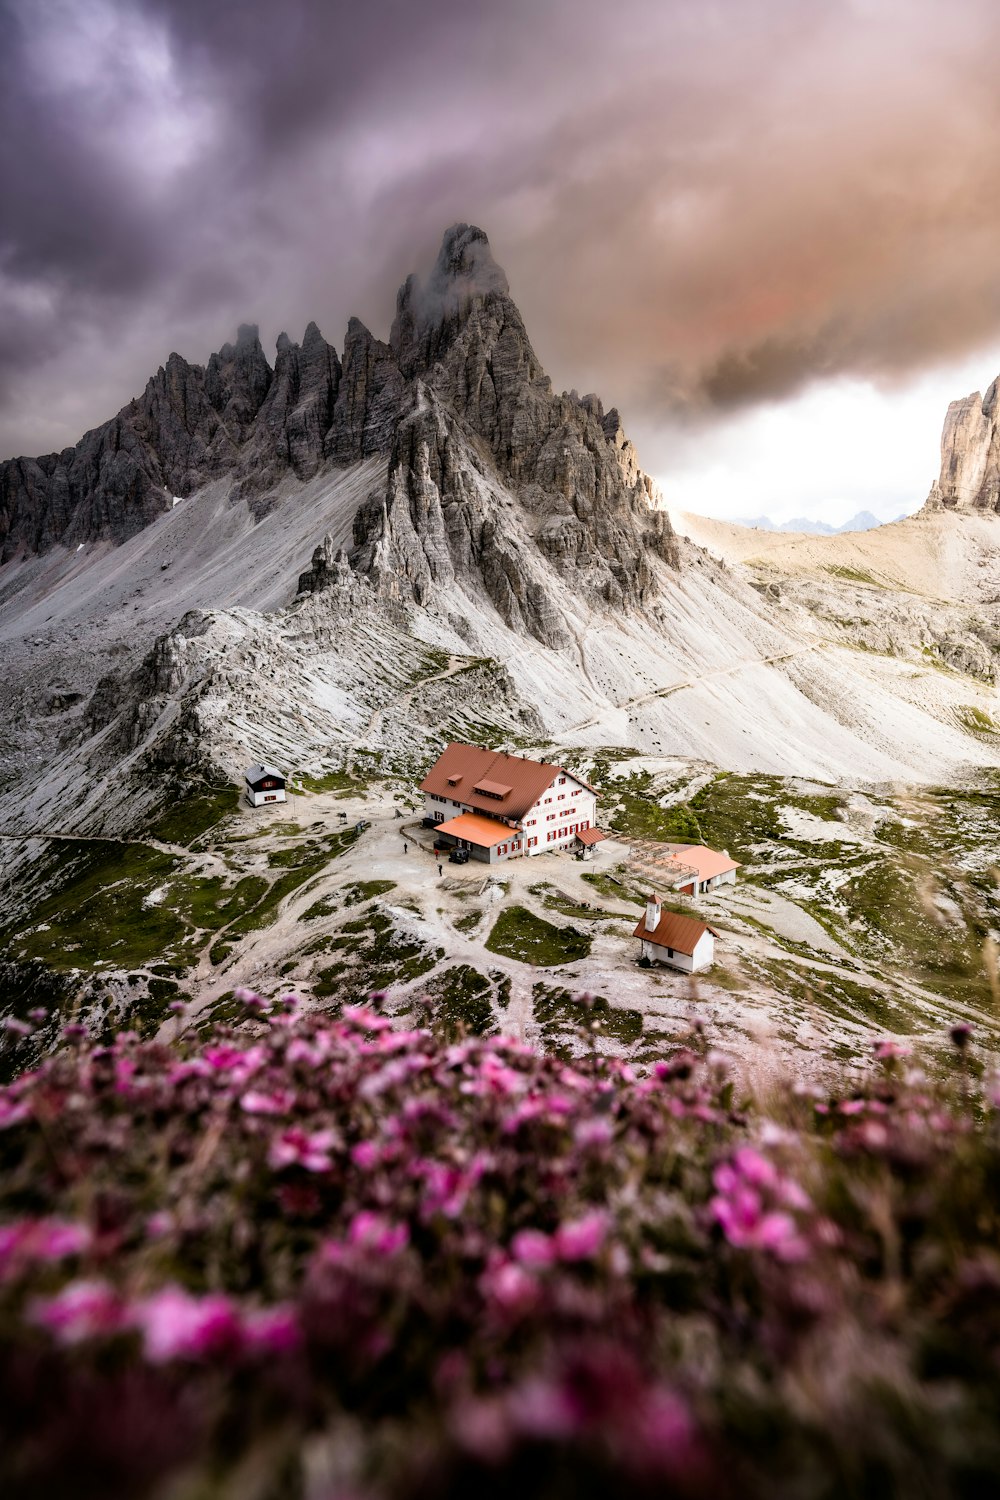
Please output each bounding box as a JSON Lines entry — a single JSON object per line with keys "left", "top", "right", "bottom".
{"left": 390, "top": 223, "right": 511, "bottom": 376}
{"left": 428, "top": 222, "right": 509, "bottom": 303}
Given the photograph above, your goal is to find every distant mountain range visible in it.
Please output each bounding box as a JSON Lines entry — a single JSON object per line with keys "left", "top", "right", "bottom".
{"left": 730, "top": 510, "right": 903, "bottom": 535}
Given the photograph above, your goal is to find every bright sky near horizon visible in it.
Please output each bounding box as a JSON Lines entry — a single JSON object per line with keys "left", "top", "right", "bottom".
{"left": 651, "top": 347, "right": 1000, "bottom": 524}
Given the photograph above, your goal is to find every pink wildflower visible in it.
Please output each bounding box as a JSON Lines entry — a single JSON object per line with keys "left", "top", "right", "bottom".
{"left": 732, "top": 1147, "right": 778, "bottom": 1188}
{"left": 507, "top": 1376, "right": 578, "bottom": 1438}
{"left": 0, "top": 1217, "right": 91, "bottom": 1275}
{"left": 555, "top": 1210, "right": 608, "bottom": 1261}
{"left": 480, "top": 1260, "right": 539, "bottom": 1313}
{"left": 241, "top": 1303, "right": 301, "bottom": 1354}
{"left": 0, "top": 1091, "right": 30, "bottom": 1129}
{"left": 132, "top": 1285, "right": 241, "bottom": 1363}
{"left": 873, "top": 1039, "right": 911, "bottom": 1060}
{"left": 240, "top": 1087, "right": 296, "bottom": 1115}
{"left": 347, "top": 1210, "right": 410, "bottom": 1255}
{"left": 342, "top": 1005, "right": 392, "bottom": 1033}
{"left": 511, "top": 1228, "right": 556, "bottom": 1267}
{"left": 29, "top": 1279, "right": 124, "bottom": 1344}
{"left": 501, "top": 1097, "right": 546, "bottom": 1133}
{"left": 712, "top": 1191, "right": 807, "bottom": 1261}
{"left": 575, "top": 1116, "right": 614, "bottom": 1146}
{"left": 269, "top": 1126, "right": 339, "bottom": 1172}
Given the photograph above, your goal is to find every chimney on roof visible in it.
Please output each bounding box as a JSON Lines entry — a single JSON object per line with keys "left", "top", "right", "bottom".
{"left": 645, "top": 893, "right": 662, "bottom": 934}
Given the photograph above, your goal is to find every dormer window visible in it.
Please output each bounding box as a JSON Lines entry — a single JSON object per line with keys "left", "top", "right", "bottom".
{"left": 473, "top": 779, "right": 512, "bottom": 800}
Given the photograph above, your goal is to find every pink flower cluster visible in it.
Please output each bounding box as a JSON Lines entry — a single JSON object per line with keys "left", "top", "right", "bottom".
{"left": 29, "top": 1278, "right": 299, "bottom": 1361}
{"left": 710, "top": 1146, "right": 811, "bottom": 1260}
{"left": 0, "top": 991, "right": 996, "bottom": 1500}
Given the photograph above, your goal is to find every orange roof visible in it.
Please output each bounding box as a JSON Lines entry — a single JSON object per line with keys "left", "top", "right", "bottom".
{"left": 433, "top": 812, "right": 517, "bottom": 848}
{"left": 576, "top": 827, "right": 607, "bottom": 846}
{"left": 632, "top": 908, "right": 717, "bottom": 956}
{"left": 664, "top": 846, "right": 740, "bottom": 882}
{"left": 420, "top": 743, "right": 594, "bottom": 819}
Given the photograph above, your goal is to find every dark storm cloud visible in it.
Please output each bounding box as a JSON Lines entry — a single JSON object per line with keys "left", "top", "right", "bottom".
{"left": 4, "top": 0, "right": 1000, "bottom": 459}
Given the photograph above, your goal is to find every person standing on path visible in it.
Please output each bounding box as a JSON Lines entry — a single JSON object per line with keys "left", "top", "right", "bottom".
{"left": 403, "top": 842, "right": 408, "bottom": 854}
{"left": 438, "top": 863, "right": 443, "bottom": 877}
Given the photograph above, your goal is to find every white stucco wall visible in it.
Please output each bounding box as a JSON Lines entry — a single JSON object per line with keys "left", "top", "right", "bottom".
{"left": 640, "top": 932, "right": 715, "bottom": 972}
{"left": 248, "top": 787, "right": 286, "bottom": 806}
{"left": 691, "top": 931, "right": 715, "bottom": 970}
{"left": 521, "top": 775, "right": 597, "bottom": 856}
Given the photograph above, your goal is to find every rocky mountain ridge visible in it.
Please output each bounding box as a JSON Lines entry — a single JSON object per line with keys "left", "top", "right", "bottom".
{"left": 732, "top": 510, "right": 893, "bottom": 535}
{"left": 925, "top": 378, "right": 1000, "bottom": 513}
{"left": 0, "top": 226, "right": 674, "bottom": 652}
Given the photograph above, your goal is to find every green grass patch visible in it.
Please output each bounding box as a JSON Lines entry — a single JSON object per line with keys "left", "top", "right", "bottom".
{"left": 12, "top": 841, "right": 190, "bottom": 971}
{"left": 226, "top": 828, "right": 361, "bottom": 938}
{"left": 314, "top": 912, "right": 439, "bottom": 998}
{"left": 603, "top": 769, "right": 705, "bottom": 843}
{"left": 420, "top": 965, "right": 497, "bottom": 1041}
{"left": 581, "top": 870, "right": 642, "bottom": 905}
{"left": 171, "top": 875, "right": 269, "bottom": 933}
{"left": 532, "top": 983, "right": 642, "bottom": 1059}
{"left": 453, "top": 911, "right": 482, "bottom": 934}
{"left": 486, "top": 906, "right": 592, "bottom": 967}
{"left": 294, "top": 769, "right": 367, "bottom": 796}
{"left": 150, "top": 787, "right": 239, "bottom": 847}
{"left": 955, "top": 705, "right": 999, "bottom": 736}
{"left": 530, "top": 882, "right": 626, "bottom": 923}
{"left": 822, "top": 564, "right": 888, "bottom": 588}
{"left": 342, "top": 880, "right": 396, "bottom": 907}
{"left": 301, "top": 898, "right": 337, "bottom": 921}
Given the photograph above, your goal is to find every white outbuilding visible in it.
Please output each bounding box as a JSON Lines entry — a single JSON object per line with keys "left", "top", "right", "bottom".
{"left": 244, "top": 763, "right": 286, "bottom": 807}
{"left": 633, "top": 893, "right": 717, "bottom": 973}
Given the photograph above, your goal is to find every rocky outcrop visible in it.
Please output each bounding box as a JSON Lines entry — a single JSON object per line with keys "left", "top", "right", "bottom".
{"left": 1, "top": 325, "right": 273, "bottom": 560}
{"left": 348, "top": 223, "right": 677, "bottom": 641}
{"left": 232, "top": 323, "right": 342, "bottom": 505}
{"left": 325, "top": 319, "right": 406, "bottom": 463}
{"left": 925, "top": 378, "right": 1000, "bottom": 513}
{"left": 297, "top": 534, "right": 354, "bottom": 596}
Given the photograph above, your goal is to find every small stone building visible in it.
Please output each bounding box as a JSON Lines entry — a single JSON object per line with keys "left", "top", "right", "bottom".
{"left": 633, "top": 893, "right": 717, "bottom": 973}
{"left": 244, "top": 763, "right": 286, "bottom": 807}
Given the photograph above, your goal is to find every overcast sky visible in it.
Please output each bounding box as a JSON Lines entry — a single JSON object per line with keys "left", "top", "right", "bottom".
{"left": 3, "top": 0, "right": 1000, "bottom": 521}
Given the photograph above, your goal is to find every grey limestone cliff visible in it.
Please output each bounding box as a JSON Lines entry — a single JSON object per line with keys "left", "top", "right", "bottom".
{"left": 926, "top": 378, "right": 1000, "bottom": 513}
{"left": 345, "top": 224, "right": 676, "bottom": 642}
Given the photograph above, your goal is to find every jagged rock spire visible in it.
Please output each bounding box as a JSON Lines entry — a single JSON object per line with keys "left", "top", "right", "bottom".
{"left": 926, "top": 378, "right": 1000, "bottom": 513}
